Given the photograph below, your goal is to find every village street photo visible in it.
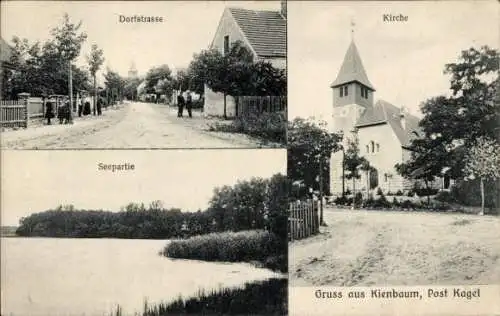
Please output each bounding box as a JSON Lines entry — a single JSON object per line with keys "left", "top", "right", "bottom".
{"left": 287, "top": 1, "right": 499, "bottom": 287}
{"left": 1, "top": 149, "right": 288, "bottom": 315}
{"left": 0, "top": 1, "right": 287, "bottom": 149}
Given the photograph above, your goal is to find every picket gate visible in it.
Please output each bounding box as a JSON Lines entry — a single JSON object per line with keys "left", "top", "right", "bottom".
{"left": 288, "top": 199, "right": 319, "bottom": 241}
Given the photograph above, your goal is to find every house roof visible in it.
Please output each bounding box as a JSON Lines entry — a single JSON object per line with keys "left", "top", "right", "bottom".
{"left": 1, "top": 37, "right": 15, "bottom": 67}
{"left": 331, "top": 40, "right": 375, "bottom": 91}
{"left": 356, "top": 99, "right": 422, "bottom": 147}
{"left": 228, "top": 7, "right": 286, "bottom": 58}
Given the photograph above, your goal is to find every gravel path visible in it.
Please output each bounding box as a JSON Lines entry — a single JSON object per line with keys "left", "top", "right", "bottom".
{"left": 290, "top": 208, "right": 500, "bottom": 286}
{"left": 1, "top": 102, "right": 270, "bottom": 149}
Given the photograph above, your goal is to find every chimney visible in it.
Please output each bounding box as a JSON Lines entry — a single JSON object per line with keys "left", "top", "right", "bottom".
{"left": 400, "top": 107, "right": 407, "bottom": 130}
{"left": 280, "top": 0, "right": 287, "bottom": 18}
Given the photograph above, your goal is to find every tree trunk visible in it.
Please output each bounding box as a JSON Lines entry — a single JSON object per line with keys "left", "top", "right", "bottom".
{"left": 366, "top": 170, "right": 370, "bottom": 200}
{"left": 352, "top": 177, "right": 356, "bottom": 209}
{"left": 93, "top": 74, "right": 97, "bottom": 115}
{"left": 319, "top": 158, "right": 324, "bottom": 225}
{"left": 425, "top": 180, "right": 430, "bottom": 206}
{"left": 223, "top": 92, "right": 227, "bottom": 119}
{"left": 480, "top": 177, "right": 485, "bottom": 216}
{"left": 68, "top": 61, "right": 73, "bottom": 123}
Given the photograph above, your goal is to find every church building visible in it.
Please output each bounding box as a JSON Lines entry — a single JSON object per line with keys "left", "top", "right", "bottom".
{"left": 329, "top": 39, "right": 425, "bottom": 195}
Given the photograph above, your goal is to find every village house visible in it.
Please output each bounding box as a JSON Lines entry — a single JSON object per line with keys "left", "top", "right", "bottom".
{"left": 329, "top": 39, "right": 450, "bottom": 195}
{"left": 204, "top": 1, "right": 286, "bottom": 117}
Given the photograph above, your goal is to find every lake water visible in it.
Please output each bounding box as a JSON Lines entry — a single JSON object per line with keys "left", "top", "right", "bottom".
{"left": 1, "top": 238, "right": 282, "bottom": 316}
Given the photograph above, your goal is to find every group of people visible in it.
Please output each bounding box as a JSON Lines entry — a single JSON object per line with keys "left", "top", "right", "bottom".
{"left": 176, "top": 90, "right": 193, "bottom": 118}
{"left": 44, "top": 96, "right": 71, "bottom": 125}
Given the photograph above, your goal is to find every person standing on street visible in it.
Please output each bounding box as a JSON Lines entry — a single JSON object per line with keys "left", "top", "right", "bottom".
{"left": 177, "top": 91, "right": 185, "bottom": 117}
{"left": 186, "top": 90, "right": 193, "bottom": 118}
{"left": 45, "top": 98, "right": 54, "bottom": 125}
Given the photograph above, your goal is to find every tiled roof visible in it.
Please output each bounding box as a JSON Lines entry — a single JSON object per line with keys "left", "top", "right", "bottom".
{"left": 356, "top": 100, "right": 422, "bottom": 147}
{"left": 331, "top": 41, "right": 375, "bottom": 90}
{"left": 228, "top": 7, "right": 286, "bottom": 58}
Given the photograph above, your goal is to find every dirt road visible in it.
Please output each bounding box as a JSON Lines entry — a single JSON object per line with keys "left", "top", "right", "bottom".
{"left": 290, "top": 208, "right": 500, "bottom": 286}
{"left": 1, "top": 102, "right": 267, "bottom": 149}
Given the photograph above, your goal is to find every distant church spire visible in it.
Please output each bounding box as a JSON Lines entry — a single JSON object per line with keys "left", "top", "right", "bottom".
{"left": 128, "top": 61, "right": 138, "bottom": 78}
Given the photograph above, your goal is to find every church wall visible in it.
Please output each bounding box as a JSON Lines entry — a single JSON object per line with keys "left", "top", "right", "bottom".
{"left": 332, "top": 103, "right": 365, "bottom": 134}
{"left": 357, "top": 123, "right": 405, "bottom": 193}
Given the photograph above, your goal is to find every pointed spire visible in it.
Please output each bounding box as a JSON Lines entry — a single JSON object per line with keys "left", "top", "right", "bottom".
{"left": 330, "top": 38, "right": 375, "bottom": 91}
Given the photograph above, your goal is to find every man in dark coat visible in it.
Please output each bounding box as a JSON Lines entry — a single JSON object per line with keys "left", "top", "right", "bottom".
{"left": 177, "top": 92, "right": 185, "bottom": 117}
{"left": 185, "top": 91, "right": 193, "bottom": 118}
{"left": 45, "top": 99, "right": 54, "bottom": 125}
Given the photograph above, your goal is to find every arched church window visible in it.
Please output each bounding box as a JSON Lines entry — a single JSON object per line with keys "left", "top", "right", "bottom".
{"left": 371, "top": 141, "right": 375, "bottom": 153}
{"left": 366, "top": 145, "right": 369, "bottom": 153}
{"left": 376, "top": 143, "right": 380, "bottom": 152}
{"left": 344, "top": 86, "right": 348, "bottom": 96}
{"left": 339, "top": 87, "right": 343, "bottom": 97}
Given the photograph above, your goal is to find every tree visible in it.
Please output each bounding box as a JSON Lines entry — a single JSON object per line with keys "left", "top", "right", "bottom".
{"left": 103, "top": 69, "right": 125, "bottom": 104}
{"left": 464, "top": 137, "right": 500, "bottom": 215}
{"left": 144, "top": 65, "right": 172, "bottom": 101}
{"left": 50, "top": 13, "right": 88, "bottom": 122}
{"left": 404, "top": 46, "right": 499, "bottom": 181}
{"left": 288, "top": 117, "right": 341, "bottom": 223}
{"left": 343, "top": 131, "right": 368, "bottom": 208}
{"left": 87, "top": 44, "right": 105, "bottom": 115}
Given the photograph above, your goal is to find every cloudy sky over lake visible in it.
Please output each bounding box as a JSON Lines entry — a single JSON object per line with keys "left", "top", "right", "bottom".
{"left": 1, "top": 150, "right": 286, "bottom": 226}
{"left": 288, "top": 1, "right": 498, "bottom": 125}
{"left": 1, "top": 1, "right": 281, "bottom": 82}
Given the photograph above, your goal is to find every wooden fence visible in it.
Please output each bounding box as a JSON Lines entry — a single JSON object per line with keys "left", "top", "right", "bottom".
{"left": 1, "top": 100, "right": 28, "bottom": 128}
{"left": 235, "top": 96, "right": 286, "bottom": 118}
{"left": 1, "top": 96, "right": 55, "bottom": 128}
{"left": 288, "top": 199, "right": 319, "bottom": 241}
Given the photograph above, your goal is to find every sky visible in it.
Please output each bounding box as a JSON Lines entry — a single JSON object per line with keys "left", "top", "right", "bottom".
{"left": 0, "top": 149, "right": 286, "bottom": 226}
{"left": 1, "top": 0, "right": 281, "bottom": 84}
{"left": 288, "top": 1, "right": 499, "bottom": 126}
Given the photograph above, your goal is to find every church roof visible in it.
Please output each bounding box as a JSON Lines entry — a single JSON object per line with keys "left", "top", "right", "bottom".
{"left": 331, "top": 41, "right": 375, "bottom": 91}
{"left": 356, "top": 100, "right": 421, "bottom": 147}
{"left": 228, "top": 7, "right": 286, "bottom": 58}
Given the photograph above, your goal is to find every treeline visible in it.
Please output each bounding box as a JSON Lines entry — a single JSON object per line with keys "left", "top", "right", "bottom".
{"left": 16, "top": 174, "right": 289, "bottom": 240}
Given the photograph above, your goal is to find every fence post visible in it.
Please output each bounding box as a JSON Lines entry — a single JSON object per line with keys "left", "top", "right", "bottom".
{"left": 18, "top": 92, "right": 30, "bottom": 128}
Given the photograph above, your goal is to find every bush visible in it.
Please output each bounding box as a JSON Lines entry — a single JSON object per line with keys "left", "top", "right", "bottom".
{"left": 374, "top": 193, "right": 391, "bottom": 208}
{"left": 407, "top": 190, "right": 415, "bottom": 197}
{"left": 210, "top": 111, "right": 286, "bottom": 144}
{"left": 376, "top": 188, "right": 383, "bottom": 196}
{"left": 334, "top": 195, "right": 349, "bottom": 205}
{"left": 345, "top": 188, "right": 351, "bottom": 195}
{"left": 415, "top": 187, "right": 439, "bottom": 196}
{"left": 354, "top": 192, "right": 363, "bottom": 206}
{"left": 400, "top": 199, "right": 416, "bottom": 209}
{"left": 435, "top": 190, "right": 455, "bottom": 203}
{"left": 162, "top": 230, "right": 286, "bottom": 272}
{"left": 450, "top": 179, "right": 499, "bottom": 212}
{"left": 392, "top": 197, "right": 400, "bottom": 207}
{"left": 395, "top": 190, "right": 404, "bottom": 196}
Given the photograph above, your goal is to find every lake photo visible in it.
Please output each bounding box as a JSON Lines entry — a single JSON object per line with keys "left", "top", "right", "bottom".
{"left": 1, "top": 238, "right": 281, "bottom": 315}
{"left": 1, "top": 150, "right": 288, "bottom": 315}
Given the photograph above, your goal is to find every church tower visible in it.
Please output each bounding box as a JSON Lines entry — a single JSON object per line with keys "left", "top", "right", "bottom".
{"left": 128, "top": 61, "right": 138, "bottom": 78}
{"left": 330, "top": 40, "right": 375, "bottom": 135}
{"left": 329, "top": 34, "right": 375, "bottom": 195}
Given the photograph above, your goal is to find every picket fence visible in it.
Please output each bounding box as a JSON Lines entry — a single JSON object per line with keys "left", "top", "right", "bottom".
{"left": 0, "top": 99, "right": 29, "bottom": 128}
{"left": 288, "top": 199, "right": 319, "bottom": 241}
{"left": 235, "top": 96, "right": 286, "bottom": 117}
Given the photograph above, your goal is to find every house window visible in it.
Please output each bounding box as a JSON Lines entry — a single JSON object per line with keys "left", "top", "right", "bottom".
{"left": 223, "top": 35, "right": 229, "bottom": 55}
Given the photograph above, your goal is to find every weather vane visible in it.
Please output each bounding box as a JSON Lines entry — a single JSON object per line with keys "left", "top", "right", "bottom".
{"left": 351, "top": 18, "right": 356, "bottom": 40}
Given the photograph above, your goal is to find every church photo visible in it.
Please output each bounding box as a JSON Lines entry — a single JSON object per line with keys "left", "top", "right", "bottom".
{"left": 287, "top": 0, "right": 499, "bottom": 305}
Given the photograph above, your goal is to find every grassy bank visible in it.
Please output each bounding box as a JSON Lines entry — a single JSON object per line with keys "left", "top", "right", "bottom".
{"left": 143, "top": 278, "right": 286, "bottom": 316}
{"left": 162, "top": 230, "right": 286, "bottom": 273}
